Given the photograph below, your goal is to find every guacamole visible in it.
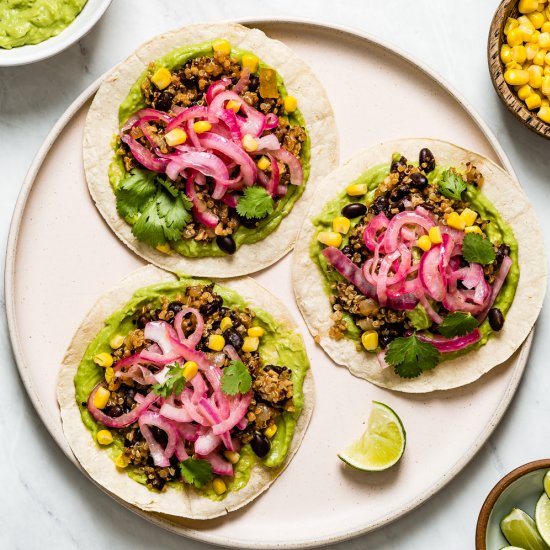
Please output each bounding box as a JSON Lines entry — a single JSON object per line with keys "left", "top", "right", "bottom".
{"left": 74, "top": 278, "right": 310, "bottom": 500}
{"left": 309, "top": 160, "right": 519, "bottom": 363}
{"left": 109, "top": 40, "right": 311, "bottom": 257}
{"left": 0, "top": 0, "right": 88, "bottom": 49}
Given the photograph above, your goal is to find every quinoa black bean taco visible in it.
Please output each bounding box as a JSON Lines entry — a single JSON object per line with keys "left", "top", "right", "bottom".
{"left": 57, "top": 265, "right": 314, "bottom": 518}
{"left": 293, "top": 139, "right": 546, "bottom": 392}
{"left": 84, "top": 23, "right": 337, "bottom": 277}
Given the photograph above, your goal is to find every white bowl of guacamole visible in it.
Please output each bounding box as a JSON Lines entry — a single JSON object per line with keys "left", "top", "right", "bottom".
{"left": 0, "top": 0, "right": 112, "bottom": 66}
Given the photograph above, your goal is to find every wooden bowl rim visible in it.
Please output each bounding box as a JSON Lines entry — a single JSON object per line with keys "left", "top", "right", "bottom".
{"left": 487, "top": 0, "right": 550, "bottom": 139}
{"left": 475, "top": 458, "right": 550, "bottom": 549}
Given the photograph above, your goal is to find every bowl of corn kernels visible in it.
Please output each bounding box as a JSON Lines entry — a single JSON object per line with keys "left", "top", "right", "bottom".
{"left": 488, "top": 0, "right": 550, "bottom": 138}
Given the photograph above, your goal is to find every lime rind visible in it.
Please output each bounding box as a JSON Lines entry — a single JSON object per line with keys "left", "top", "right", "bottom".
{"left": 500, "top": 507, "right": 550, "bottom": 550}
{"left": 337, "top": 401, "right": 406, "bottom": 472}
{"left": 535, "top": 492, "right": 550, "bottom": 546}
{"left": 544, "top": 471, "right": 550, "bottom": 499}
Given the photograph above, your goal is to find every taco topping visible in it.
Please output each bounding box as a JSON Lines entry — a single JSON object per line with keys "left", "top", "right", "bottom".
{"left": 85, "top": 284, "right": 295, "bottom": 492}
{"left": 314, "top": 148, "right": 515, "bottom": 379}
{"left": 114, "top": 42, "right": 307, "bottom": 254}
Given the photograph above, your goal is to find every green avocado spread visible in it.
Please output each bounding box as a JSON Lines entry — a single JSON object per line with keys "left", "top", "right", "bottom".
{"left": 309, "top": 160, "right": 519, "bottom": 363}
{"left": 0, "top": 0, "right": 88, "bottom": 49}
{"left": 109, "top": 40, "right": 311, "bottom": 258}
{"left": 74, "top": 278, "right": 310, "bottom": 501}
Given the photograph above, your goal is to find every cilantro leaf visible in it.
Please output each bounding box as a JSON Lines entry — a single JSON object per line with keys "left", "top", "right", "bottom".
{"left": 462, "top": 233, "right": 496, "bottom": 265}
{"left": 132, "top": 194, "right": 166, "bottom": 246}
{"left": 406, "top": 303, "right": 432, "bottom": 331}
{"left": 221, "top": 360, "right": 252, "bottom": 395}
{"left": 116, "top": 169, "right": 157, "bottom": 220}
{"left": 385, "top": 335, "right": 440, "bottom": 379}
{"left": 438, "top": 170, "right": 466, "bottom": 201}
{"left": 437, "top": 312, "right": 478, "bottom": 338}
{"left": 152, "top": 364, "right": 186, "bottom": 398}
{"left": 156, "top": 192, "right": 191, "bottom": 241}
{"left": 236, "top": 186, "right": 274, "bottom": 220}
{"left": 181, "top": 193, "right": 193, "bottom": 211}
{"left": 179, "top": 458, "right": 213, "bottom": 488}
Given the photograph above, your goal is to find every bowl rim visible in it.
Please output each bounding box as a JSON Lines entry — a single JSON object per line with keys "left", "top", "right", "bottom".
{"left": 487, "top": 0, "right": 550, "bottom": 139}
{"left": 475, "top": 458, "right": 550, "bottom": 549}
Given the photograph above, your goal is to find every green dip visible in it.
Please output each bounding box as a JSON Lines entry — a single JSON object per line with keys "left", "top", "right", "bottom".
{"left": 309, "top": 161, "right": 519, "bottom": 363}
{"left": 74, "top": 278, "right": 310, "bottom": 501}
{"left": 0, "top": 0, "right": 88, "bottom": 49}
{"left": 109, "top": 41, "right": 311, "bottom": 257}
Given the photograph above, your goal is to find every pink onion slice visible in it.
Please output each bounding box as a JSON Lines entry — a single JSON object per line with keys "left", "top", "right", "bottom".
{"left": 200, "top": 452, "right": 234, "bottom": 476}
{"left": 194, "top": 430, "right": 221, "bottom": 456}
{"left": 270, "top": 147, "right": 303, "bottom": 186}
{"left": 233, "top": 67, "right": 250, "bottom": 94}
{"left": 212, "top": 392, "right": 252, "bottom": 435}
{"left": 384, "top": 210, "right": 435, "bottom": 253}
{"left": 138, "top": 412, "right": 177, "bottom": 467}
{"left": 173, "top": 307, "right": 204, "bottom": 347}
{"left": 416, "top": 328, "right": 482, "bottom": 352}
{"left": 166, "top": 105, "right": 208, "bottom": 133}
{"left": 185, "top": 173, "right": 219, "bottom": 229}
{"left": 120, "top": 134, "right": 168, "bottom": 173}
{"left": 363, "top": 213, "right": 389, "bottom": 252}
{"left": 477, "top": 256, "right": 513, "bottom": 322}
{"left": 419, "top": 244, "right": 446, "bottom": 302}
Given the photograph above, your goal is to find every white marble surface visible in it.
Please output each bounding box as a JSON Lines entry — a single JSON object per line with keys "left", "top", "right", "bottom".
{"left": 1, "top": 1, "right": 549, "bottom": 548}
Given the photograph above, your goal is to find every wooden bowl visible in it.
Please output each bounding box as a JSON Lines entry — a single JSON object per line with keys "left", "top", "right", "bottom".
{"left": 475, "top": 459, "right": 550, "bottom": 549}
{"left": 488, "top": 0, "right": 550, "bottom": 138}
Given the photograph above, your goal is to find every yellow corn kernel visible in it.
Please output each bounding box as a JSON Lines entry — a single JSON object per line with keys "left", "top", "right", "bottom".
{"left": 242, "top": 133, "right": 258, "bottom": 152}
{"left": 93, "top": 387, "right": 110, "bottom": 410}
{"left": 97, "top": 430, "right": 113, "bottom": 446}
{"left": 109, "top": 334, "right": 125, "bottom": 350}
{"left": 248, "top": 326, "right": 265, "bottom": 338}
{"left": 428, "top": 226, "right": 443, "bottom": 244}
{"left": 212, "top": 39, "right": 231, "bottom": 55}
{"left": 459, "top": 208, "right": 478, "bottom": 226}
{"left": 501, "top": 44, "right": 513, "bottom": 64}
{"left": 156, "top": 243, "right": 172, "bottom": 254}
{"left": 519, "top": 25, "right": 535, "bottom": 42}
{"left": 416, "top": 235, "right": 432, "bottom": 252}
{"left": 241, "top": 53, "right": 259, "bottom": 73}
{"left": 539, "top": 104, "right": 550, "bottom": 122}
{"left": 447, "top": 211, "right": 466, "bottom": 231}
{"left": 512, "top": 45, "right": 527, "bottom": 63}
{"left": 545, "top": 51, "right": 550, "bottom": 65}
{"left": 346, "top": 183, "right": 367, "bottom": 196}
{"left": 332, "top": 216, "right": 351, "bottom": 234}
{"left": 193, "top": 121, "right": 212, "bottom": 134}
{"left": 542, "top": 74, "right": 550, "bottom": 94}
{"left": 212, "top": 478, "right": 227, "bottom": 495}
{"left": 182, "top": 361, "right": 198, "bottom": 381}
{"left": 546, "top": 5, "right": 550, "bottom": 19}
{"left": 284, "top": 95, "right": 298, "bottom": 113}
{"left": 534, "top": 48, "right": 548, "bottom": 64}
{"left": 526, "top": 42, "right": 540, "bottom": 60}
{"left": 242, "top": 336, "right": 259, "bottom": 353}
{"left": 105, "top": 366, "right": 115, "bottom": 384}
{"left": 528, "top": 11, "right": 546, "bottom": 27}
{"left": 317, "top": 231, "right": 343, "bottom": 247}
{"left": 540, "top": 31, "right": 550, "bottom": 47}
{"left": 504, "top": 69, "right": 530, "bottom": 85}
{"left": 529, "top": 64, "right": 544, "bottom": 87}
{"left": 361, "top": 330, "right": 379, "bottom": 351}
{"left": 526, "top": 93, "right": 543, "bottom": 108}
{"left": 542, "top": 22, "right": 550, "bottom": 33}
{"left": 518, "top": 84, "right": 535, "bottom": 99}
{"left": 115, "top": 455, "right": 129, "bottom": 468}
{"left": 507, "top": 27, "right": 524, "bottom": 46}
{"left": 534, "top": 29, "right": 542, "bottom": 42}
{"left": 165, "top": 128, "right": 187, "bottom": 146}
{"left": 93, "top": 352, "right": 113, "bottom": 368}
{"left": 504, "top": 17, "right": 519, "bottom": 34}
{"left": 505, "top": 61, "right": 523, "bottom": 70}
{"left": 257, "top": 156, "right": 271, "bottom": 171}
{"left": 545, "top": 67, "right": 550, "bottom": 76}
{"left": 223, "top": 451, "right": 240, "bottom": 464}
{"left": 543, "top": 98, "right": 550, "bottom": 107}
{"left": 519, "top": 15, "right": 536, "bottom": 29}
{"left": 264, "top": 423, "right": 278, "bottom": 439}
{"left": 465, "top": 225, "right": 483, "bottom": 235}
{"left": 220, "top": 316, "right": 233, "bottom": 332}
{"left": 151, "top": 67, "right": 171, "bottom": 90}
{"left": 226, "top": 99, "right": 241, "bottom": 113}
{"left": 207, "top": 335, "right": 225, "bottom": 352}
{"left": 519, "top": 0, "right": 539, "bottom": 14}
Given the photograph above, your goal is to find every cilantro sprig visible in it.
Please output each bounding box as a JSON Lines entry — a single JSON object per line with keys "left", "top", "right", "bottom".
{"left": 220, "top": 360, "right": 252, "bottom": 395}
{"left": 438, "top": 170, "right": 466, "bottom": 201}
{"left": 152, "top": 364, "right": 186, "bottom": 397}
{"left": 385, "top": 335, "right": 440, "bottom": 379}
{"left": 236, "top": 186, "right": 274, "bottom": 220}
{"left": 437, "top": 312, "right": 478, "bottom": 338}
{"left": 179, "top": 458, "right": 213, "bottom": 488}
{"left": 462, "top": 233, "right": 496, "bottom": 265}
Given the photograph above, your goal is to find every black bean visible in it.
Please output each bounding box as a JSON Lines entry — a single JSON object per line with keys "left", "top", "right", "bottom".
{"left": 390, "top": 155, "right": 407, "bottom": 173}
{"left": 488, "top": 308, "right": 505, "bottom": 331}
{"left": 199, "top": 295, "right": 223, "bottom": 315}
{"left": 137, "top": 315, "right": 149, "bottom": 329}
{"left": 251, "top": 433, "right": 271, "bottom": 457}
{"left": 371, "top": 196, "right": 389, "bottom": 215}
{"left": 342, "top": 203, "right": 367, "bottom": 219}
{"left": 150, "top": 426, "right": 168, "bottom": 448}
{"left": 391, "top": 184, "right": 410, "bottom": 200}
{"left": 495, "top": 243, "right": 511, "bottom": 265}
{"left": 410, "top": 172, "right": 428, "bottom": 189}
{"left": 237, "top": 214, "right": 260, "bottom": 228}
{"left": 341, "top": 245, "right": 353, "bottom": 259}
{"left": 155, "top": 91, "right": 174, "bottom": 112}
{"left": 225, "top": 328, "right": 243, "bottom": 350}
{"left": 419, "top": 148, "right": 435, "bottom": 173}
{"left": 217, "top": 235, "right": 236, "bottom": 255}
{"left": 106, "top": 405, "right": 123, "bottom": 418}
{"left": 168, "top": 301, "right": 183, "bottom": 315}
{"left": 394, "top": 198, "right": 408, "bottom": 212}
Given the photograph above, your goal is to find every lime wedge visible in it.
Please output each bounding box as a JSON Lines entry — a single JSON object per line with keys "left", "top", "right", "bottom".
{"left": 337, "top": 401, "right": 405, "bottom": 471}
{"left": 544, "top": 471, "right": 550, "bottom": 499}
{"left": 500, "top": 508, "right": 550, "bottom": 550}
{"left": 535, "top": 492, "right": 550, "bottom": 546}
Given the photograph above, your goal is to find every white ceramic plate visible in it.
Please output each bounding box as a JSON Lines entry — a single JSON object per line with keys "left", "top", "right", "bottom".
{"left": 6, "top": 18, "right": 535, "bottom": 548}
{"left": 0, "top": 0, "right": 112, "bottom": 66}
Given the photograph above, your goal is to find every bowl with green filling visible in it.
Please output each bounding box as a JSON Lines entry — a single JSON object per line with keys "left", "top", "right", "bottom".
{"left": 0, "top": 0, "right": 112, "bottom": 66}
{"left": 57, "top": 265, "right": 314, "bottom": 519}
{"left": 292, "top": 138, "right": 546, "bottom": 393}
{"left": 84, "top": 23, "right": 337, "bottom": 277}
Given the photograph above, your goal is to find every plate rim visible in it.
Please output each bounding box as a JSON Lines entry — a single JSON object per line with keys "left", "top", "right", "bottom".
{"left": 5, "top": 16, "right": 531, "bottom": 549}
